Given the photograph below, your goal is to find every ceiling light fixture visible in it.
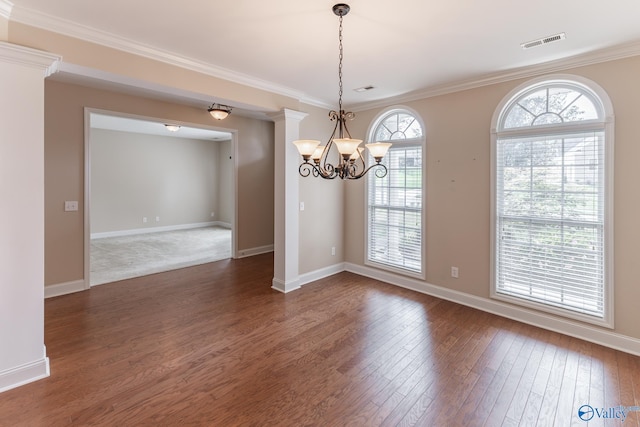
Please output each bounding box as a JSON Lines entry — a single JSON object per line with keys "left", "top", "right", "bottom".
{"left": 208, "top": 103, "right": 232, "bottom": 120}
{"left": 293, "top": 3, "right": 391, "bottom": 180}
{"left": 164, "top": 124, "right": 181, "bottom": 132}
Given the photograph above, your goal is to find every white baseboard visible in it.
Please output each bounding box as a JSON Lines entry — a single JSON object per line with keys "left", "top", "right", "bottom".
{"left": 298, "top": 263, "right": 346, "bottom": 287}
{"left": 271, "top": 277, "right": 301, "bottom": 293}
{"left": 0, "top": 350, "right": 50, "bottom": 394}
{"left": 271, "top": 263, "right": 344, "bottom": 294}
{"left": 237, "top": 244, "right": 274, "bottom": 259}
{"left": 345, "top": 262, "right": 640, "bottom": 357}
{"left": 45, "top": 279, "right": 86, "bottom": 299}
{"left": 91, "top": 221, "right": 225, "bottom": 239}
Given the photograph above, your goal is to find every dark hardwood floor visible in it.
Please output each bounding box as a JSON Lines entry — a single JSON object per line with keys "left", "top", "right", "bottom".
{"left": 1, "top": 253, "right": 638, "bottom": 426}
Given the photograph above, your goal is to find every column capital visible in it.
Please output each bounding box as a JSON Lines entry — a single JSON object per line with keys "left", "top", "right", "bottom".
{"left": 268, "top": 108, "right": 308, "bottom": 124}
{"left": 0, "top": 42, "right": 61, "bottom": 77}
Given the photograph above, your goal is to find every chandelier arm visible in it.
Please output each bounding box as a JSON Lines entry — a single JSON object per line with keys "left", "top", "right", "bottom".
{"left": 322, "top": 118, "right": 342, "bottom": 172}
{"left": 299, "top": 161, "right": 339, "bottom": 180}
{"left": 346, "top": 162, "right": 388, "bottom": 180}
{"left": 341, "top": 112, "right": 355, "bottom": 139}
{"left": 299, "top": 162, "right": 313, "bottom": 177}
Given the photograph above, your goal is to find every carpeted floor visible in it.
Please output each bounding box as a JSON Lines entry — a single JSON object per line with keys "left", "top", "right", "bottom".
{"left": 90, "top": 226, "right": 232, "bottom": 286}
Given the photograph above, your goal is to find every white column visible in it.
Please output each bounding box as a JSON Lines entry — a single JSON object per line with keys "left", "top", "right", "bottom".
{"left": 271, "top": 109, "right": 307, "bottom": 293}
{"left": 0, "top": 42, "right": 60, "bottom": 393}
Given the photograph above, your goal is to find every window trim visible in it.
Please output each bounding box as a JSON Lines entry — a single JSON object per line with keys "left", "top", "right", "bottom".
{"left": 364, "top": 106, "right": 426, "bottom": 279}
{"left": 490, "top": 74, "right": 614, "bottom": 328}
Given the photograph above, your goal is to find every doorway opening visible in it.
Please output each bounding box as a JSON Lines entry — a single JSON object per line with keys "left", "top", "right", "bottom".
{"left": 84, "top": 109, "right": 238, "bottom": 287}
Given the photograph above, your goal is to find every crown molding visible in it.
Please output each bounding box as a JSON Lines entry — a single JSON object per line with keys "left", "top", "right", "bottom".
{"left": 350, "top": 40, "right": 640, "bottom": 112}
{"left": 0, "top": 0, "right": 13, "bottom": 19}
{"left": 8, "top": 4, "right": 329, "bottom": 106}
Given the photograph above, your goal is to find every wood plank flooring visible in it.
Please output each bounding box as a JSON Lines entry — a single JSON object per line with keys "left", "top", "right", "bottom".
{"left": 0, "top": 253, "right": 638, "bottom": 426}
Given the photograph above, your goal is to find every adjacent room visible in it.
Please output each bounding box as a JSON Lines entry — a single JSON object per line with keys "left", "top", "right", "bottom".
{"left": 88, "top": 113, "right": 235, "bottom": 285}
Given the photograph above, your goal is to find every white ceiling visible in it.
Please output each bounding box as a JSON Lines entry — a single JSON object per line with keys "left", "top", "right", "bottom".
{"left": 8, "top": 0, "right": 640, "bottom": 110}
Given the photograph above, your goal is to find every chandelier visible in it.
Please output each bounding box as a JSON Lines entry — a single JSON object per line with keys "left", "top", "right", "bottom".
{"left": 293, "top": 3, "right": 391, "bottom": 180}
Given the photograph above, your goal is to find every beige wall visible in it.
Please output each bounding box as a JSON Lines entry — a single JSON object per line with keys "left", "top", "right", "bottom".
{"left": 297, "top": 103, "right": 345, "bottom": 274}
{"left": 45, "top": 80, "right": 274, "bottom": 286}
{"left": 91, "top": 129, "right": 227, "bottom": 233}
{"left": 344, "top": 55, "right": 640, "bottom": 340}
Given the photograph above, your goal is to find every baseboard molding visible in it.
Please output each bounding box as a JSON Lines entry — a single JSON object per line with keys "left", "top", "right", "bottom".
{"left": 91, "top": 221, "right": 224, "bottom": 239}
{"left": 271, "top": 277, "right": 301, "bottom": 293}
{"left": 45, "top": 279, "right": 86, "bottom": 299}
{"left": 236, "top": 244, "right": 274, "bottom": 259}
{"left": 298, "top": 263, "right": 346, "bottom": 287}
{"left": 0, "top": 351, "right": 50, "bottom": 394}
{"left": 344, "top": 262, "right": 640, "bottom": 357}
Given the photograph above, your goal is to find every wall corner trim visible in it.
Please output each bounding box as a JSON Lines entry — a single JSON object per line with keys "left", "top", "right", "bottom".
{"left": 0, "top": 351, "right": 50, "bottom": 394}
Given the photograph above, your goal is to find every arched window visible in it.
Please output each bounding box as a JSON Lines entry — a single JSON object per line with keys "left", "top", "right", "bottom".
{"left": 366, "top": 108, "right": 425, "bottom": 276}
{"left": 491, "top": 76, "right": 613, "bottom": 326}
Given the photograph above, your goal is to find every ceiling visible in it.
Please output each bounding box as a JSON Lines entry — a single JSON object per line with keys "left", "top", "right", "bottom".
{"left": 91, "top": 114, "right": 232, "bottom": 141}
{"left": 7, "top": 0, "right": 640, "bottom": 110}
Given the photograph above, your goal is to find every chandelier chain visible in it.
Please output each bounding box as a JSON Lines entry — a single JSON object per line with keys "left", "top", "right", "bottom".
{"left": 338, "top": 13, "right": 344, "bottom": 113}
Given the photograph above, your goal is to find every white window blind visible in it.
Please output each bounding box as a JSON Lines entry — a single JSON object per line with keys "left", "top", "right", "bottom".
{"left": 368, "top": 145, "right": 422, "bottom": 273}
{"left": 495, "top": 131, "right": 605, "bottom": 317}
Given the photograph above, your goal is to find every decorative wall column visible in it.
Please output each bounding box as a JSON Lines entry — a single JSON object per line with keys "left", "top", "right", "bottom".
{"left": 270, "top": 109, "right": 307, "bottom": 293}
{"left": 0, "top": 42, "right": 60, "bottom": 392}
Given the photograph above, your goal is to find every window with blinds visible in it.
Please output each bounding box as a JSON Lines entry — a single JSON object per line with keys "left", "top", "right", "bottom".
{"left": 367, "top": 110, "right": 424, "bottom": 275}
{"left": 492, "top": 79, "right": 612, "bottom": 324}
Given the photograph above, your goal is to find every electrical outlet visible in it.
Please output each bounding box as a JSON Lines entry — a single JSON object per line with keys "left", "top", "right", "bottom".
{"left": 451, "top": 266, "right": 459, "bottom": 278}
{"left": 155, "top": 216, "right": 160, "bottom": 222}
{"left": 143, "top": 217, "right": 148, "bottom": 223}
{"left": 64, "top": 201, "right": 78, "bottom": 212}
{"left": 331, "top": 247, "right": 336, "bottom": 256}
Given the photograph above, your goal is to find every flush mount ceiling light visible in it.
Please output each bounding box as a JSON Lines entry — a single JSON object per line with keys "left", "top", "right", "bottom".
{"left": 293, "top": 3, "right": 391, "bottom": 180}
{"left": 164, "top": 124, "right": 181, "bottom": 132}
{"left": 208, "top": 103, "right": 232, "bottom": 120}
